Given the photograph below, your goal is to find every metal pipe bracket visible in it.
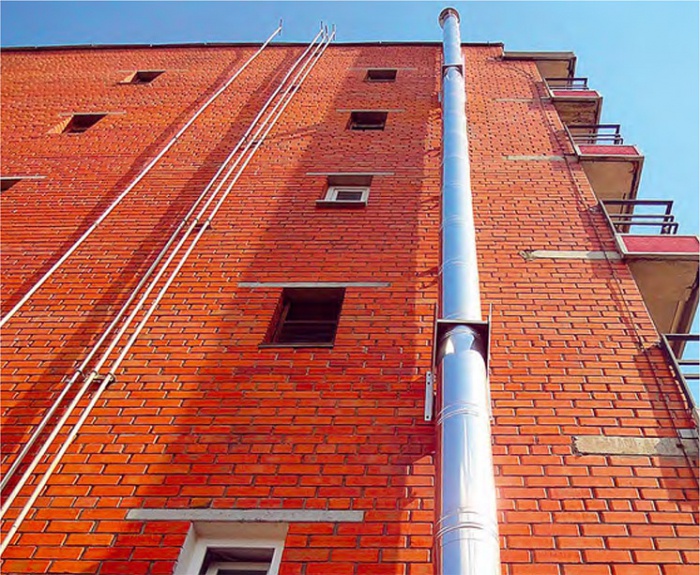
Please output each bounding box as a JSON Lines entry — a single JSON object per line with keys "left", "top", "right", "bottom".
{"left": 432, "top": 314, "right": 492, "bottom": 378}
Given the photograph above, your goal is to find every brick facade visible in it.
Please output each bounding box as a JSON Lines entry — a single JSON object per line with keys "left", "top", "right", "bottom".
{"left": 1, "top": 41, "right": 697, "bottom": 575}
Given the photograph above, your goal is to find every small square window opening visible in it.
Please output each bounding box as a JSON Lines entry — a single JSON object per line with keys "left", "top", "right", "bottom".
{"left": 324, "top": 186, "right": 369, "bottom": 203}
{"left": 0, "top": 178, "right": 21, "bottom": 192}
{"left": 62, "top": 113, "right": 106, "bottom": 134}
{"left": 123, "top": 70, "right": 164, "bottom": 84}
{"left": 365, "top": 69, "right": 397, "bottom": 82}
{"left": 316, "top": 174, "right": 372, "bottom": 209}
{"left": 173, "top": 522, "right": 285, "bottom": 575}
{"left": 269, "top": 288, "right": 345, "bottom": 346}
{"left": 348, "top": 111, "right": 387, "bottom": 131}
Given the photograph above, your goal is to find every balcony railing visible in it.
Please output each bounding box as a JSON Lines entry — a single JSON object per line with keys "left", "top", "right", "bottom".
{"left": 602, "top": 199, "right": 679, "bottom": 235}
{"left": 661, "top": 333, "right": 699, "bottom": 422}
{"left": 546, "top": 77, "right": 589, "bottom": 90}
{"left": 569, "top": 124, "right": 624, "bottom": 145}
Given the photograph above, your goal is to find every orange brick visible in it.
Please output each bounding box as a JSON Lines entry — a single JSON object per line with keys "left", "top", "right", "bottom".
{"left": 1, "top": 36, "right": 697, "bottom": 575}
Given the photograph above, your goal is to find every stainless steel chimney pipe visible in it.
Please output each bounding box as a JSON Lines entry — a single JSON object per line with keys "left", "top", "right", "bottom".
{"left": 435, "top": 7, "right": 501, "bottom": 574}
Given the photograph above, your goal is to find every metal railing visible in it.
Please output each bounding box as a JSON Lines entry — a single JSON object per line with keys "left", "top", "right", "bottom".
{"left": 568, "top": 124, "right": 624, "bottom": 145}
{"left": 546, "top": 76, "right": 589, "bottom": 90}
{"left": 661, "top": 333, "right": 699, "bottom": 422}
{"left": 602, "top": 199, "right": 679, "bottom": 235}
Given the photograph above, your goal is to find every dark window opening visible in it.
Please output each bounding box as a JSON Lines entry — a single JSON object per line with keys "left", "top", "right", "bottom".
{"left": 199, "top": 547, "right": 273, "bottom": 575}
{"left": 316, "top": 174, "right": 373, "bottom": 209}
{"left": 0, "top": 178, "right": 21, "bottom": 192}
{"left": 128, "top": 70, "right": 164, "bottom": 84}
{"left": 348, "top": 111, "right": 387, "bottom": 131}
{"left": 365, "top": 69, "right": 397, "bottom": 82}
{"left": 63, "top": 113, "right": 106, "bottom": 134}
{"left": 269, "top": 288, "right": 344, "bottom": 346}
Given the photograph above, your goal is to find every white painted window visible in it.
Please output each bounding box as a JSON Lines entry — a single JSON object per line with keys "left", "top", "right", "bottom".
{"left": 324, "top": 185, "right": 370, "bottom": 203}
{"left": 174, "top": 523, "right": 286, "bottom": 575}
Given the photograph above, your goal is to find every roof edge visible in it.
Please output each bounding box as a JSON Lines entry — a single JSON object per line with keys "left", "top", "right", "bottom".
{"left": 1, "top": 40, "right": 505, "bottom": 52}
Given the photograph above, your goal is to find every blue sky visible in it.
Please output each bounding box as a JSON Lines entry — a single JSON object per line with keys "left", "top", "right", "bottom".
{"left": 2, "top": 2, "right": 699, "bottom": 396}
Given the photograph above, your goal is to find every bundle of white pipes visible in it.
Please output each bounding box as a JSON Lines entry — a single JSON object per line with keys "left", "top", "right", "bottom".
{"left": 434, "top": 8, "right": 501, "bottom": 574}
{"left": 0, "top": 23, "right": 335, "bottom": 554}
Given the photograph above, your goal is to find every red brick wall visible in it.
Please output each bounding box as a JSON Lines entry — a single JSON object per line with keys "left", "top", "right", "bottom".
{"left": 1, "top": 43, "right": 697, "bottom": 575}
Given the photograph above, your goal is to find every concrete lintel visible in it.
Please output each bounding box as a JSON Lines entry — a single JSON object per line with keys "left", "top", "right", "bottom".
{"left": 306, "top": 171, "right": 394, "bottom": 176}
{"left": 348, "top": 66, "right": 418, "bottom": 71}
{"left": 494, "top": 98, "right": 550, "bottom": 103}
{"left": 126, "top": 508, "right": 365, "bottom": 523}
{"left": 505, "top": 155, "right": 565, "bottom": 161}
{"left": 520, "top": 250, "right": 621, "bottom": 261}
{"left": 574, "top": 435, "right": 699, "bottom": 457}
{"left": 336, "top": 108, "right": 405, "bottom": 113}
{"left": 58, "top": 110, "right": 126, "bottom": 116}
{"left": 238, "top": 281, "right": 390, "bottom": 288}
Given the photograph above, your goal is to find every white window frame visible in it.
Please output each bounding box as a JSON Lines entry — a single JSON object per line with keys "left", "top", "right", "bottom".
{"left": 174, "top": 523, "right": 286, "bottom": 575}
{"left": 324, "top": 185, "right": 370, "bottom": 203}
{"left": 205, "top": 560, "right": 273, "bottom": 575}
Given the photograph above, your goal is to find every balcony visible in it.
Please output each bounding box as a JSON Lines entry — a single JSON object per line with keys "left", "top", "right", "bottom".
{"left": 601, "top": 199, "right": 699, "bottom": 336}
{"left": 661, "top": 333, "right": 699, "bottom": 425}
{"left": 502, "top": 51, "right": 576, "bottom": 80}
{"left": 568, "top": 124, "right": 644, "bottom": 203}
{"left": 546, "top": 77, "right": 602, "bottom": 126}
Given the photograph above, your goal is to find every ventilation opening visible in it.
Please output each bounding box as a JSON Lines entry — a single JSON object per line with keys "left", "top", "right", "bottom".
{"left": 0, "top": 178, "right": 21, "bottom": 192}
{"left": 365, "top": 69, "right": 397, "bottom": 82}
{"left": 200, "top": 547, "right": 274, "bottom": 575}
{"left": 268, "top": 288, "right": 345, "bottom": 346}
{"left": 316, "top": 174, "right": 373, "bottom": 208}
{"left": 123, "top": 70, "right": 164, "bottom": 84}
{"left": 331, "top": 187, "right": 367, "bottom": 202}
{"left": 348, "top": 111, "right": 387, "bottom": 131}
{"left": 132, "top": 70, "right": 164, "bottom": 84}
{"left": 61, "top": 113, "right": 106, "bottom": 134}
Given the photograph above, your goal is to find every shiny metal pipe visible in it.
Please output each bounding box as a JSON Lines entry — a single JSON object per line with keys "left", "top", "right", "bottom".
{"left": 435, "top": 328, "right": 499, "bottom": 574}
{"left": 435, "top": 7, "right": 500, "bottom": 574}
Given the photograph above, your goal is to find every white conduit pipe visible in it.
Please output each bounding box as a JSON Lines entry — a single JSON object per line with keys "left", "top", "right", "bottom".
{"left": 0, "top": 27, "right": 326, "bottom": 518}
{"left": 0, "top": 24, "right": 282, "bottom": 329}
{"left": 0, "top": 25, "right": 325, "bottom": 523}
{"left": 111, "top": 29, "right": 334, "bottom": 374}
{"left": 0, "top": 28, "right": 332, "bottom": 554}
{"left": 0, "top": 26, "right": 324, "bottom": 494}
{"left": 434, "top": 8, "right": 501, "bottom": 575}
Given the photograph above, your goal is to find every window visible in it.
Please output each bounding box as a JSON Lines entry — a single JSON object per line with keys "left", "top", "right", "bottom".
{"left": 365, "top": 69, "right": 397, "bottom": 82}
{"left": 325, "top": 186, "right": 369, "bottom": 203}
{"left": 0, "top": 178, "right": 21, "bottom": 192}
{"left": 61, "top": 113, "right": 106, "bottom": 134}
{"left": 173, "top": 523, "right": 285, "bottom": 575}
{"left": 348, "top": 111, "right": 387, "bottom": 131}
{"left": 268, "top": 288, "right": 344, "bottom": 346}
{"left": 316, "top": 174, "right": 372, "bottom": 208}
{"left": 122, "top": 70, "right": 164, "bottom": 84}
{"left": 201, "top": 547, "right": 274, "bottom": 575}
